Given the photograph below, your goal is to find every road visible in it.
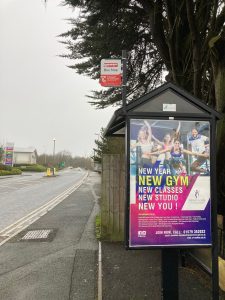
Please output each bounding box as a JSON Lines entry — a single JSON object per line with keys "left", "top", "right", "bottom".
{"left": 0, "top": 171, "right": 100, "bottom": 300}
{"left": 0, "top": 168, "right": 87, "bottom": 236}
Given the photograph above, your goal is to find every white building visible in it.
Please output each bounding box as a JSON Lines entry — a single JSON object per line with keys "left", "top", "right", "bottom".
{"left": 13, "top": 147, "right": 37, "bottom": 165}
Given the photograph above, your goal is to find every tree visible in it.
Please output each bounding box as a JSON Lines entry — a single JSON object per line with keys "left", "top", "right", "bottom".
{"left": 61, "top": 1, "right": 224, "bottom": 105}
{"left": 0, "top": 146, "right": 4, "bottom": 163}
{"left": 37, "top": 151, "right": 93, "bottom": 169}
{"left": 60, "top": 0, "right": 164, "bottom": 108}
{"left": 92, "top": 128, "right": 125, "bottom": 163}
{"left": 61, "top": 0, "right": 225, "bottom": 212}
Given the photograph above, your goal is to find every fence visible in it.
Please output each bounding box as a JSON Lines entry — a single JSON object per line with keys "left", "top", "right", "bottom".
{"left": 101, "top": 154, "right": 125, "bottom": 241}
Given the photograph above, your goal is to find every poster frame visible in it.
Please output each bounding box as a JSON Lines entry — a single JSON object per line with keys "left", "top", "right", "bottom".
{"left": 125, "top": 113, "right": 217, "bottom": 250}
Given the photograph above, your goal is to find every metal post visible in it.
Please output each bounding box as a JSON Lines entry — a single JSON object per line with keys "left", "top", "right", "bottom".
{"left": 53, "top": 138, "right": 56, "bottom": 176}
{"left": 161, "top": 249, "right": 179, "bottom": 300}
{"left": 122, "top": 50, "right": 127, "bottom": 110}
{"left": 211, "top": 118, "right": 219, "bottom": 300}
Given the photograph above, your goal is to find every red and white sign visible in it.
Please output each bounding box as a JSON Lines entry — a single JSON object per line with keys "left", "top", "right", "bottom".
{"left": 99, "top": 74, "right": 122, "bottom": 87}
{"left": 100, "top": 59, "right": 122, "bottom": 87}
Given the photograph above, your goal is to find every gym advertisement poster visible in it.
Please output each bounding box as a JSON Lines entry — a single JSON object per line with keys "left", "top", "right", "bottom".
{"left": 129, "top": 119, "right": 211, "bottom": 247}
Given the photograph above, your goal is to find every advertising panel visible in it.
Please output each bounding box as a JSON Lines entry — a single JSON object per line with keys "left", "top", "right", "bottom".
{"left": 129, "top": 119, "right": 211, "bottom": 247}
{"left": 4, "top": 143, "right": 14, "bottom": 166}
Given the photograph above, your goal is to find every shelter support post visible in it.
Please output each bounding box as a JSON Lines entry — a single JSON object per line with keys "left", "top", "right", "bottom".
{"left": 211, "top": 118, "right": 219, "bottom": 300}
{"left": 161, "top": 248, "right": 179, "bottom": 300}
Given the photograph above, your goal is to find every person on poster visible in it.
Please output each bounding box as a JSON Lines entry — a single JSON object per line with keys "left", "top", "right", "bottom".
{"left": 131, "top": 121, "right": 160, "bottom": 166}
{"left": 152, "top": 121, "right": 180, "bottom": 150}
{"left": 188, "top": 128, "right": 210, "bottom": 174}
{"left": 152, "top": 121, "right": 181, "bottom": 167}
{"left": 149, "top": 139, "right": 209, "bottom": 175}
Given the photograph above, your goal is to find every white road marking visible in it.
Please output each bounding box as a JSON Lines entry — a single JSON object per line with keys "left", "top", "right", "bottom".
{"left": 98, "top": 241, "right": 102, "bottom": 300}
{"left": 0, "top": 172, "right": 88, "bottom": 247}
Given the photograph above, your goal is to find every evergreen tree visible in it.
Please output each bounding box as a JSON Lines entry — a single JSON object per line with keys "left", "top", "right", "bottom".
{"left": 0, "top": 146, "right": 4, "bottom": 163}
{"left": 92, "top": 128, "right": 124, "bottom": 163}
{"left": 61, "top": 0, "right": 225, "bottom": 213}
{"left": 61, "top": 1, "right": 225, "bottom": 108}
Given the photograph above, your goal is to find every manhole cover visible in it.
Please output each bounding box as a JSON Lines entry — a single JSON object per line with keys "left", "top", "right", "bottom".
{"left": 19, "top": 229, "right": 56, "bottom": 242}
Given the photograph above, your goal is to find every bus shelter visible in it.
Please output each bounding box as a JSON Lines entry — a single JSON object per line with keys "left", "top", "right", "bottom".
{"left": 104, "top": 82, "right": 222, "bottom": 299}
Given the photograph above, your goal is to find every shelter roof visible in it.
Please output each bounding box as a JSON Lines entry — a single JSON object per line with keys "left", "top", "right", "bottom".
{"left": 104, "top": 82, "right": 222, "bottom": 137}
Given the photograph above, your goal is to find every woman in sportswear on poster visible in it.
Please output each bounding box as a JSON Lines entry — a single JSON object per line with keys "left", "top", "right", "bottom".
{"left": 152, "top": 121, "right": 181, "bottom": 165}
{"left": 131, "top": 121, "right": 160, "bottom": 166}
{"left": 188, "top": 128, "right": 210, "bottom": 174}
{"left": 148, "top": 139, "right": 208, "bottom": 175}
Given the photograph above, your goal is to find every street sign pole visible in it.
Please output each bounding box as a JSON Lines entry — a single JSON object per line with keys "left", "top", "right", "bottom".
{"left": 122, "top": 50, "right": 127, "bottom": 110}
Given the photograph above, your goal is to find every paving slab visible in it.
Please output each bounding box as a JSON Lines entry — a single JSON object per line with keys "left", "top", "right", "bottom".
{"left": 102, "top": 242, "right": 212, "bottom": 300}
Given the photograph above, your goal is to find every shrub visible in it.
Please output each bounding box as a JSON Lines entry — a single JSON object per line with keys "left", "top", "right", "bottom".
{"left": 18, "top": 164, "right": 46, "bottom": 172}
{"left": 0, "top": 164, "right": 12, "bottom": 171}
{"left": 0, "top": 168, "right": 22, "bottom": 176}
{"left": 14, "top": 164, "right": 31, "bottom": 167}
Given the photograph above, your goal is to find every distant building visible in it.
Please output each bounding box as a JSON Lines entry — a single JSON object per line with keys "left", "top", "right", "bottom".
{"left": 13, "top": 147, "right": 37, "bottom": 165}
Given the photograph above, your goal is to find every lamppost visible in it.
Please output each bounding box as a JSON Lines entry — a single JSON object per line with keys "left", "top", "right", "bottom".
{"left": 53, "top": 138, "right": 56, "bottom": 175}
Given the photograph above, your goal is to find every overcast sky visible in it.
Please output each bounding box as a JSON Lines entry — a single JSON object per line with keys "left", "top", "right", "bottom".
{"left": 0, "top": 0, "right": 116, "bottom": 156}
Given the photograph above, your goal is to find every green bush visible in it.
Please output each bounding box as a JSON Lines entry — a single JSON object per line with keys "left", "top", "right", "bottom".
{"left": 0, "top": 164, "right": 12, "bottom": 171}
{"left": 14, "top": 164, "right": 30, "bottom": 167}
{"left": 18, "top": 164, "right": 46, "bottom": 172}
{"left": 0, "top": 168, "right": 22, "bottom": 176}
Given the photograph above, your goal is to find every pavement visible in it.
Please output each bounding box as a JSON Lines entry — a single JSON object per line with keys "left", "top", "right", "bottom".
{"left": 102, "top": 242, "right": 212, "bottom": 300}
{"left": 0, "top": 171, "right": 217, "bottom": 300}
{"left": 0, "top": 172, "right": 99, "bottom": 300}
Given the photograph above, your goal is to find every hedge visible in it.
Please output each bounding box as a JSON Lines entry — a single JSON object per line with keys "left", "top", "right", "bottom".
{"left": 0, "top": 169, "right": 22, "bottom": 176}
{"left": 18, "top": 164, "right": 46, "bottom": 172}
{"left": 0, "top": 164, "right": 12, "bottom": 171}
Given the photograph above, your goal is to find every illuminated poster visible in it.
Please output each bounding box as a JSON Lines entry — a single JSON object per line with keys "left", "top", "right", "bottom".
{"left": 129, "top": 119, "right": 211, "bottom": 247}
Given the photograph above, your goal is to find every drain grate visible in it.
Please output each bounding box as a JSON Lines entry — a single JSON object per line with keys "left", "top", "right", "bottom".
{"left": 19, "top": 229, "right": 56, "bottom": 242}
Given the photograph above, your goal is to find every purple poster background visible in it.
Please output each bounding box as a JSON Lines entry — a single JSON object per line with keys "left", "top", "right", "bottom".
{"left": 129, "top": 119, "right": 211, "bottom": 247}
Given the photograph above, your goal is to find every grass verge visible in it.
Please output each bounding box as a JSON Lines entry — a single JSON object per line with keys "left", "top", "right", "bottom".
{"left": 96, "top": 215, "right": 101, "bottom": 240}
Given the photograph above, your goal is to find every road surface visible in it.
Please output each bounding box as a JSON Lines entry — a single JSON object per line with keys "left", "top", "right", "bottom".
{"left": 0, "top": 168, "right": 87, "bottom": 237}
{"left": 0, "top": 171, "right": 100, "bottom": 300}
